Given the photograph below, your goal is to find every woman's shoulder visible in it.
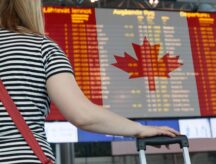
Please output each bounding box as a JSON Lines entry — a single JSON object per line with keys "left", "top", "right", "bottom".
{"left": 0, "top": 27, "right": 45, "bottom": 40}
{"left": 42, "top": 36, "right": 62, "bottom": 50}
{"left": 0, "top": 27, "right": 62, "bottom": 53}
{"left": 0, "top": 27, "right": 43, "bottom": 42}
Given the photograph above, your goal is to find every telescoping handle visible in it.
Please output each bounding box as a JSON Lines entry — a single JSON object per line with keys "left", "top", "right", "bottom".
{"left": 136, "top": 135, "right": 191, "bottom": 164}
{"left": 137, "top": 135, "right": 189, "bottom": 151}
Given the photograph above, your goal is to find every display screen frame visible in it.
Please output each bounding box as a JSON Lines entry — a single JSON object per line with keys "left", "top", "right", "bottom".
{"left": 44, "top": 7, "right": 216, "bottom": 120}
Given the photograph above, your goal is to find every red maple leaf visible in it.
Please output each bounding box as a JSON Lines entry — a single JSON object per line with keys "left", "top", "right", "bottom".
{"left": 112, "top": 37, "right": 183, "bottom": 91}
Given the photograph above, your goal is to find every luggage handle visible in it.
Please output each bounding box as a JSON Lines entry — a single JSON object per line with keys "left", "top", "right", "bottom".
{"left": 137, "top": 135, "right": 189, "bottom": 151}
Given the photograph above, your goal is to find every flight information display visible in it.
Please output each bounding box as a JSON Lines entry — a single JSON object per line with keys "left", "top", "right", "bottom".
{"left": 44, "top": 7, "right": 216, "bottom": 120}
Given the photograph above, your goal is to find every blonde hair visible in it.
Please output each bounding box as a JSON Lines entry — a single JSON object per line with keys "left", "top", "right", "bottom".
{"left": 0, "top": 0, "right": 44, "bottom": 35}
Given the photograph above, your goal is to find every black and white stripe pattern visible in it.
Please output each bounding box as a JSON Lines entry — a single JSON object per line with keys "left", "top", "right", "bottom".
{"left": 0, "top": 28, "right": 73, "bottom": 163}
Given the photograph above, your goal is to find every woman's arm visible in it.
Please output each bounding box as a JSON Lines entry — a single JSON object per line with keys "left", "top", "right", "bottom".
{"left": 46, "top": 73, "right": 179, "bottom": 138}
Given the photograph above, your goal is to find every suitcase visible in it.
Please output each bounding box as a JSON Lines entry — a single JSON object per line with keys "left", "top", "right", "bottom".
{"left": 136, "top": 135, "right": 191, "bottom": 164}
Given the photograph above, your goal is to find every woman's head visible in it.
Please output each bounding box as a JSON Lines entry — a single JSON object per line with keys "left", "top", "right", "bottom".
{"left": 0, "top": 0, "right": 44, "bottom": 35}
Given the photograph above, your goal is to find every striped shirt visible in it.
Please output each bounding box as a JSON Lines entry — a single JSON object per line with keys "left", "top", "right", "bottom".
{"left": 0, "top": 28, "right": 73, "bottom": 163}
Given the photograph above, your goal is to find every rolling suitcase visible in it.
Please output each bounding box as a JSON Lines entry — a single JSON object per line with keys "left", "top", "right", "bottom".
{"left": 136, "top": 135, "right": 191, "bottom": 164}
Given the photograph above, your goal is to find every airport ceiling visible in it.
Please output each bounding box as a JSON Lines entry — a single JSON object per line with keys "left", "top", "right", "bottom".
{"left": 42, "top": 0, "right": 216, "bottom": 12}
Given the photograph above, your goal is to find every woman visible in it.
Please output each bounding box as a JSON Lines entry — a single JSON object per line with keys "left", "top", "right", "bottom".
{"left": 0, "top": 0, "right": 179, "bottom": 163}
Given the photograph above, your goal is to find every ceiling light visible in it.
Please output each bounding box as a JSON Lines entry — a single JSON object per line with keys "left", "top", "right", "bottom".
{"left": 90, "top": 0, "right": 99, "bottom": 3}
{"left": 149, "top": 0, "right": 159, "bottom": 8}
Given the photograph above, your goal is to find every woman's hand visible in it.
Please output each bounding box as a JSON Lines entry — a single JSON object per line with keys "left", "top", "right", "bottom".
{"left": 136, "top": 125, "right": 180, "bottom": 138}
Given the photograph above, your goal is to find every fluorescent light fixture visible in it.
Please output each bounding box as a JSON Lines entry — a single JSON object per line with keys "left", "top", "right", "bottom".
{"left": 210, "top": 118, "right": 216, "bottom": 138}
{"left": 179, "top": 118, "right": 212, "bottom": 138}
{"left": 90, "top": 0, "right": 99, "bottom": 3}
{"left": 45, "top": 122, "right": 78, "bottom": 143}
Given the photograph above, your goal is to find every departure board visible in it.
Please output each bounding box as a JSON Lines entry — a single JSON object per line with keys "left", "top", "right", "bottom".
{"left": 44, "top": 7, "right": 216, "bottom": 120}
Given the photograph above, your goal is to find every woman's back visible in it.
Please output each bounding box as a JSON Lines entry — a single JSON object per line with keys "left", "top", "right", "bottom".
{"left": 0, "top": 28, "right": 72, "bottom": 163}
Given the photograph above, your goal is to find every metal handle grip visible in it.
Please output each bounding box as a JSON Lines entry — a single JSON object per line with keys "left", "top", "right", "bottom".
{"left": 137, "top": 135, "right": 189, "bottom": 151}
